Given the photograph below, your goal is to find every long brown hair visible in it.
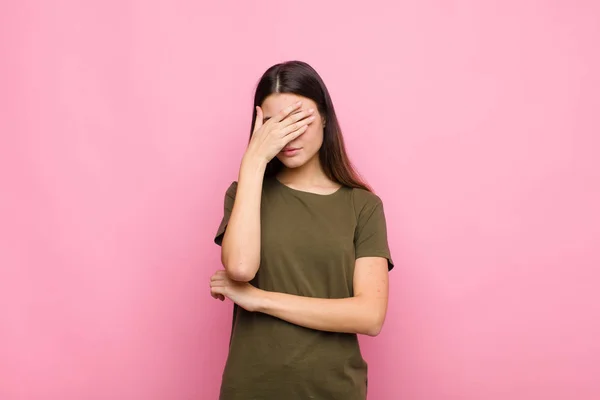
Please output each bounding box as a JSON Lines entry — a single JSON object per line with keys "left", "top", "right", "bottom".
{"left": 249, "top": 61, "right": 372, "bottom": 192}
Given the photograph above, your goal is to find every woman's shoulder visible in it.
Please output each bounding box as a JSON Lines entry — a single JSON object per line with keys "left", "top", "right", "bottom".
{"left": 221, "top": 178, "right": 276, "bottom": 199}
{"left": 349, "top": 186, "right": 384, "bottom": 210}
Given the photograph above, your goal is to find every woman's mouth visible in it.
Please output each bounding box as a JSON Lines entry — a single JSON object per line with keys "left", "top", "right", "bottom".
{"left": 281, "top": 148, "right": 301, "bottom": 157}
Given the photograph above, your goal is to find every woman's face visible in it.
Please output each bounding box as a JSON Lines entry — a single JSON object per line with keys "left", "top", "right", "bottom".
{"left": 260, "top": 93, "right": 324, "bottom": 170}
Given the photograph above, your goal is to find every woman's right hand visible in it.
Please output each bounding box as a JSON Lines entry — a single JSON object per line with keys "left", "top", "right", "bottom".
{"left": 245, "top": 101, "right": 315, "bottom": 164}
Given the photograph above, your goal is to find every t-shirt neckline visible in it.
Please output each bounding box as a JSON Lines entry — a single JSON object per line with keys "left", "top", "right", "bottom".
{"left": 273, "top": 177, "right": 344, "bottom": 197}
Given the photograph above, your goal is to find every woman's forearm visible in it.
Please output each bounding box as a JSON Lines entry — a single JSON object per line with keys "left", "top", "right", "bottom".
{"left": 255, "top": 290, "right": 385, "bottom": 337}
{"left": 221, "top": 155, "right": 266, "bottom": 282}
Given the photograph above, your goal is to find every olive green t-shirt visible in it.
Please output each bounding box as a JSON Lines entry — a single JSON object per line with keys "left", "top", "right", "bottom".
{"left": 214, "top": 176, "right": 393, "bottom": 400}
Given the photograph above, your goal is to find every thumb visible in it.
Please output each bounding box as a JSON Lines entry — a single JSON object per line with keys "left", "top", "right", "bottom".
{"left": 253, "top": 106, "right": 263, "bottom": 134}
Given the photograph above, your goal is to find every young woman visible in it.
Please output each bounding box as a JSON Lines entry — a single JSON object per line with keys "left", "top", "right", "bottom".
{"left": 210, "top": 60, "right": 393, "bottom": 400}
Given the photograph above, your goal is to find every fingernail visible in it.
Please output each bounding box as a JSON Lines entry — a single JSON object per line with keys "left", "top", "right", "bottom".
{"left": 308, "top": 108, "right": 314, "bottom": 113}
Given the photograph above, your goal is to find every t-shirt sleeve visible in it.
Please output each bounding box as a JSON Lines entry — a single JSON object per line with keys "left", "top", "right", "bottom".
{"left": 354, "top": 195, "right": 394, "bottom": 271}
{"left": 214, "top": 181, "right": 238, "bottom": 246}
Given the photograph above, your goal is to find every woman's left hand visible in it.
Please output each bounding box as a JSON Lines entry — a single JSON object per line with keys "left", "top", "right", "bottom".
{"left": 210, "top": 270, "right": 263, "bottom": 312}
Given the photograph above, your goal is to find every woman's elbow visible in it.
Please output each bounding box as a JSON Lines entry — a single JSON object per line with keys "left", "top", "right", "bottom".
{"left": 221, "top": 250, "right": 257, "bottom": 282}
{"left": 222, "top": 260, "right": 256, "bottom": 282}
{"left": 221, "top": 258, "right": 256, "bottom": 282}
{"left": 361, "top": 311, "right": 386, "bottom": 337}
{"left": 226, "top": 267, "right": 256, "bottom": 282}
{"left": 363, "top": 322, "right": 383, "bottom": 337}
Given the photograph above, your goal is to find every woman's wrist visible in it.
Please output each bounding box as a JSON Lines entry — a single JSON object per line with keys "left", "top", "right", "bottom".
{"left": 240, "top": 151, "right": 268, "bottom": 176}
{"left": 250, "top": 287, "right": 269, "bottom": 313}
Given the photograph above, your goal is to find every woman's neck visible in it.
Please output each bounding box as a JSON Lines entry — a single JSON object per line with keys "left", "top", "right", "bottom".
{"left": 277, "top": 157, "right": 340, "bottom": 192}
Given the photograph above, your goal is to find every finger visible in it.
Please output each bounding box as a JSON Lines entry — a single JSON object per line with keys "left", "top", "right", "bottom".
{"left": 210, "top": 271, "right": 227, "bottom": 281}
{"left": 272, "top": 101, "right": 303, "bottom": 123}
{"left": 211, "top": 291, "right": 225, "bottom": 301}
{"left": 252, "top": 106, "right": 263, "bottom": 134}
{"left": 284, "top": 124, "right": 309, "bottom": 142}
{"left": 280, "top": 115, "right": 315, "bottom": 137}
{"left": 278, "top": 108, "right": 315, "bottom": 130}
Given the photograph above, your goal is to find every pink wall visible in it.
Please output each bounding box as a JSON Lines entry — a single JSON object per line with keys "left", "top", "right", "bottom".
{"left": 1, "top": 1, "right": 599, "bottom": 399}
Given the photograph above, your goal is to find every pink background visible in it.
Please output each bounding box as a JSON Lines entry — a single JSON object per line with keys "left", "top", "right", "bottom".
{"left": 1, "top": 1, "right": 599, "bottom": 399}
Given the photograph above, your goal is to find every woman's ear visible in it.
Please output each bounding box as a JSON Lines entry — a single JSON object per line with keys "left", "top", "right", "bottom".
{"left": 322, "top": 117, "right": 326, "bottom": 128}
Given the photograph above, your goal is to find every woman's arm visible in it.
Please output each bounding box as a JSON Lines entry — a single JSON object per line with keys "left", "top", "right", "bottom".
{"left": 220, "top": 155, "right": 266, "bottom": 282}
{"left": 257, "top": 257, "right": 389, "bottom": 336}
{"left": 210, "top": 256, "right": 390, "bottom": 336}
{"left": 220, "top": 102, "right": 314, "bottom": 282}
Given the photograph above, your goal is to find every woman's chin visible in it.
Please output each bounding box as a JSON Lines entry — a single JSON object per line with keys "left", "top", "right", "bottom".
{"left": 277, "top": 156, "right": 306, "bottom": 169}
